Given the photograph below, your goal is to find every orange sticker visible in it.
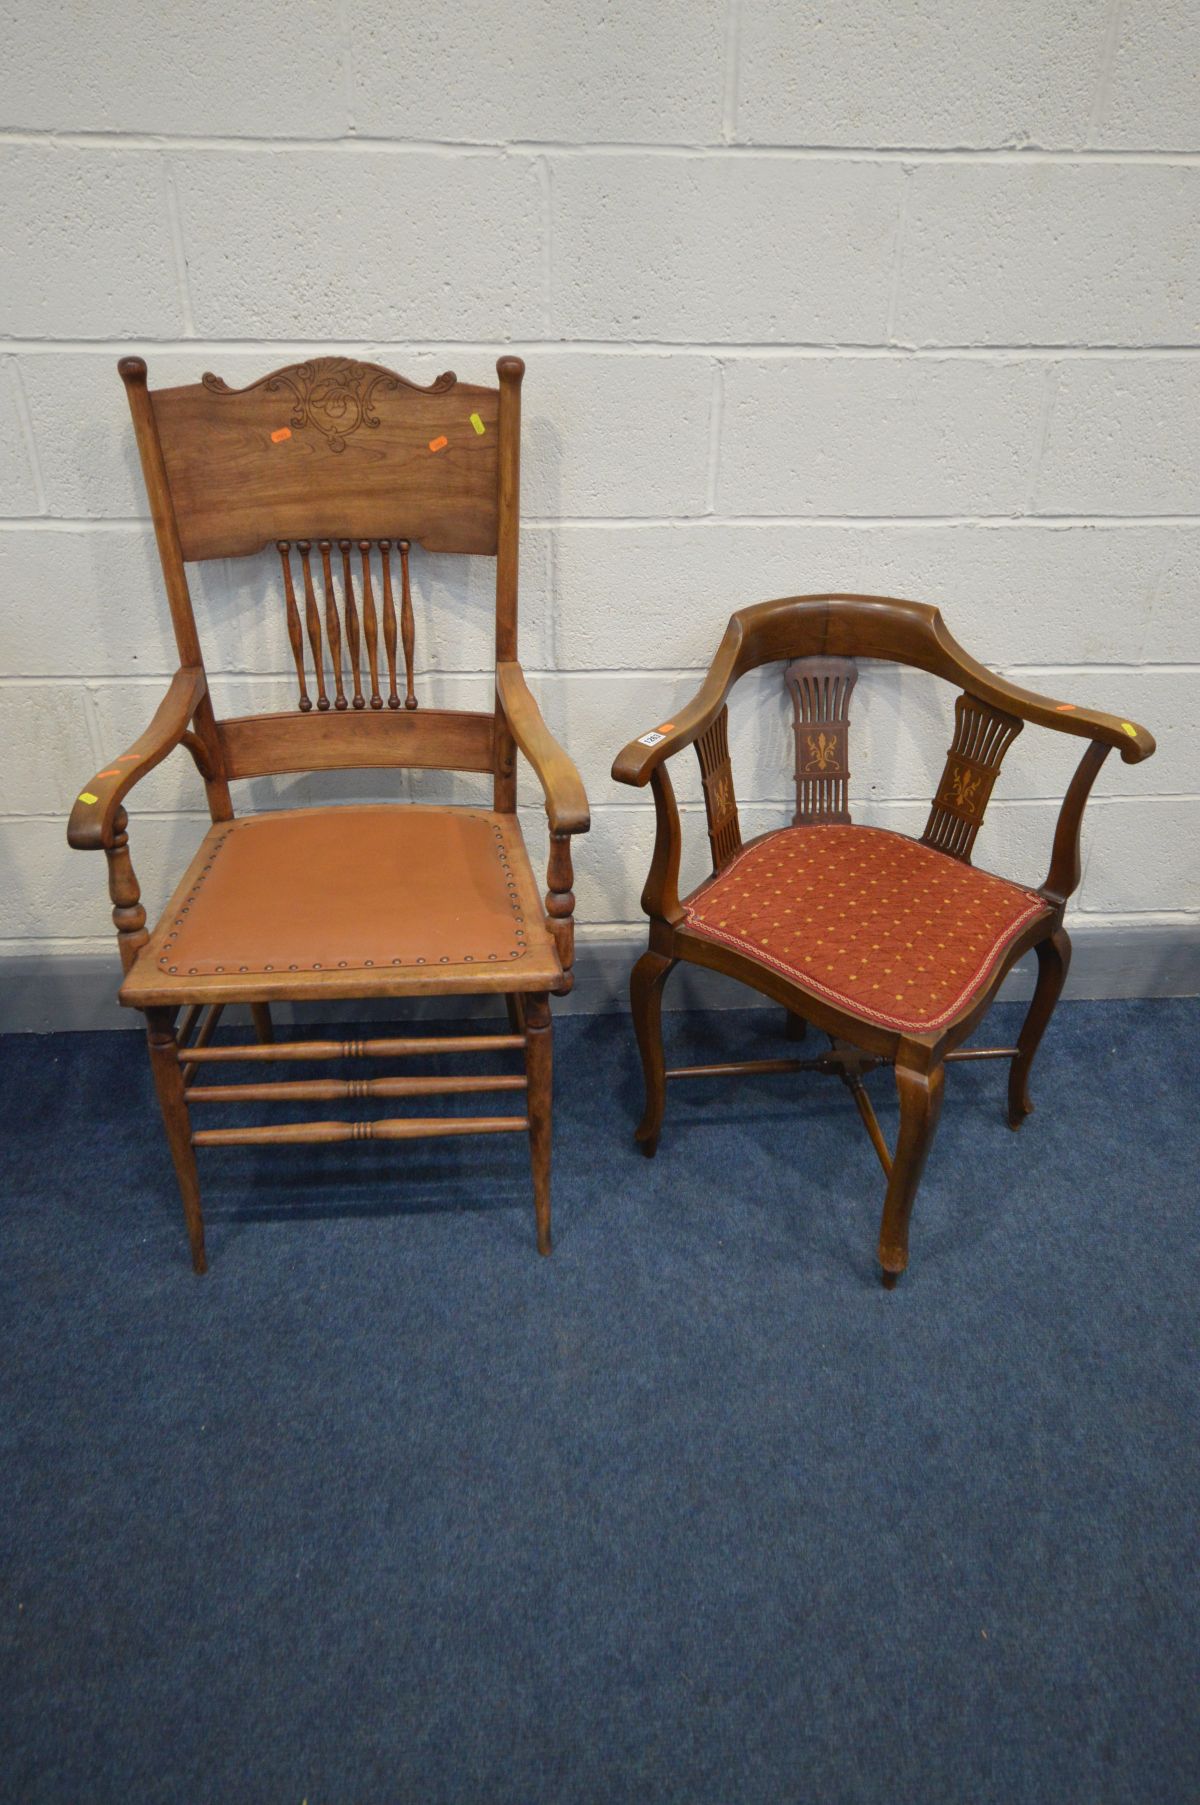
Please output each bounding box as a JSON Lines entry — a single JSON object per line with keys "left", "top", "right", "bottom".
{"left": 117, "top": 754, "right": 139, "bottom": 762}
{"left": 1055, "top": 703, "right": 1076, "bottom": 712}
{"left": 657, "top": 722, "right": 675, "bottom": 732}
{"left": 271, "top": 427, "right": 292, "bottom": 444}
{"left": 429, "top": 435, "right": 448, "bottom": 453}
{"left": 95, "top": 769, "right": 120, "bottom": 778}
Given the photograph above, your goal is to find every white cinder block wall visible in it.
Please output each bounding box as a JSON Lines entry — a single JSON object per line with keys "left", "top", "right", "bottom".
{"left": 2, "top": 0, "right": 1198, "bottom": 1023}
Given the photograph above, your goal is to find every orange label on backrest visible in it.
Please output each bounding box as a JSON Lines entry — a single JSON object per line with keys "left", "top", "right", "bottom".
{"left": 270, "top": 427, "right": 292, "bottom": 443}
{"left": 429, "top": 436, "right": 448, "bottom": 453}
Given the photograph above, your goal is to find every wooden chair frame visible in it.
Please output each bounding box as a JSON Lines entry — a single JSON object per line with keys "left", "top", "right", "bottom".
{"left": 612, "top": 593, "right": 1155, "bottom": 1286}
{"left": 68, "top": 354, "right": 588, "bottom": 1271}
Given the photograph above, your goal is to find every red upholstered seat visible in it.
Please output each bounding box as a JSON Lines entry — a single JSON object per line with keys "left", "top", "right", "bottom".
{"left": 682, "top": 824, "right": 1050, "bottom": 1034}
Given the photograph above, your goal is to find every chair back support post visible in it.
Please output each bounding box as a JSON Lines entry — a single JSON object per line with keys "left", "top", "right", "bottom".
{"left": 119, "top": 358, "right": 232, "bottom": 822}
{"left": 495, "top": 357, "right": 523, "bottom": 665}
{"left": 119, "top": 358, "right": 203, "bottom": 669}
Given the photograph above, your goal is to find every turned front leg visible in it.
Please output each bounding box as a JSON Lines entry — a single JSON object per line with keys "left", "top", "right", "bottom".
{"left": 546, "top": 831, "right": 577, "bottom": 993}
{"left": 104, "top": 808, "right": 149, "bottom": 974}
{"left": 145, "top": 1006, "right": 207, "bottom": 1274}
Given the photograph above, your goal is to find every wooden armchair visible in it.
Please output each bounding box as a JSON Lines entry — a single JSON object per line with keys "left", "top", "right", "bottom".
{"left": 68, "top": 354, "right": 588, "bottom": 1271}
{"left": 612, "top": 594, "right": 1154, "bottom": 1287}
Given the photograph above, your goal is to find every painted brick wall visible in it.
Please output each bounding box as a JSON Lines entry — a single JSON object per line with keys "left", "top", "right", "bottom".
{"left": 2, "top": 0, "right": 1198, "bottom": 994}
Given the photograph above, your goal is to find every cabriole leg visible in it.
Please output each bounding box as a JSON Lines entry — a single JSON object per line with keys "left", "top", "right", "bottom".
{"left": 877, "top": 1060, "right": 945, "bottom": 1288}
{"left": 630, "top": 951, "right": 676, "bottom": 1157}
{"left": 525, "top": 994, "right": 553, "bottom": 1256}
{"left": 1008, "top": 927, "right": 1071, "bottom": 1130}
{"left": 145, "top": 1006, "right": 207, "bottom": 1275}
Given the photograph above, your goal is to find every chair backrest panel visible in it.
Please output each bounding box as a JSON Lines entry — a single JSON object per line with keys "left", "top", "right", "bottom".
{"left": 152, "top": 361, "right": 500, "bottom": 560}
{"left": 121, "top": 352, "right": 524, "bottom": 788}
{"left": 695, "top": 706, "right": 742, "bottom": 870}
{"left": 785, "top": 655, "right": 859, "bottom": 827}
{"left": 921, "top": 693, "right": 1024, "bottom": 863}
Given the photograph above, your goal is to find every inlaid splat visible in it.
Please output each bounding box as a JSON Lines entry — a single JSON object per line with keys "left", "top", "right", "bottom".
{"left": 785, "top": 656, "right": 858, "bottom": 825}
{"left": 695, "top": 706, "right": 742, "bottom": 871}
{"left": 923, "top": 692, "right": 1024, "bottom": 862}
{"left": 276, "top": 539, "right": 424, "bottom": 717}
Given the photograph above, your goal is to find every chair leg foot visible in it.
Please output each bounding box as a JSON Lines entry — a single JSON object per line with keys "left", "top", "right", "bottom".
{"left": 524, "top": 994, "right": 553, "bottom": 1256}
{"left": 146, "top": 1007, "right": 207, "bottom": 1274}
{"left": 1008, "top": 926, "right": 1071, "bottom": 1130}
{"left": 631, "top": 950, "right": 676, "bottom": 1153}
{"left": 880, "top": 1268, "right": 899, "bottom": 1290}
{"left": 875, "top": 1059, "right": 945, "bottom": 1286}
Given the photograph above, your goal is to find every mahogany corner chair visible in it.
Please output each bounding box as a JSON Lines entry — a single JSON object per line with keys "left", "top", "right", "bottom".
{"left": 68, "top": 354, "right": 588, "bottom": 1272}
{"left": 612, "top": 594, "right": 1154, "bottom": 1287}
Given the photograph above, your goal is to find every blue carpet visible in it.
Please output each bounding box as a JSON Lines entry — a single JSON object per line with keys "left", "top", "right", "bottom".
{"left": 1, "top": 999, "right": 1197, "bottom": 1804}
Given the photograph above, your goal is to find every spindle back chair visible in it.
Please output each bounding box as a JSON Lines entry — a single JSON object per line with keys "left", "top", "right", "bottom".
{"left": 68, "top": 354, "right": 589, "bottom": 1272}
{"left": 613, "top": 594, "right": 1155, "bottom": 1286}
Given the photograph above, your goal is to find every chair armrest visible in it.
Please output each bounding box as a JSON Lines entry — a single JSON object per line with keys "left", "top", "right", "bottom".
{"left": 496, "top": 661, "right": 590, "bottom": 834}
{"left": 924, "top": 617, "right": 1156, "bottom": 764}
{"left": 611, "top": 621, "right": 743, "bottom": 788}
{"left": 67, "top": 667, "right": 210, "bottom": 851}
{"left": 971, "top": 675, "right": 1154, "bottom": 763}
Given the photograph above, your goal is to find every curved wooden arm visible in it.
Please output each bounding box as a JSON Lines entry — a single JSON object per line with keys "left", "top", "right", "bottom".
{"left": 67, "top": 668, "right": 211, "bottom": 852}
{"left": 612, "top": 619, "right": 743, "bottom": 789}
{"left": 612, "top": 595, "right": 1156, "bottom": 788}
{"left": 495, "top": 661, "right": 589, "bottom": 993}
{"left": 496, "top": 661, "right": 590, "bottom": 834}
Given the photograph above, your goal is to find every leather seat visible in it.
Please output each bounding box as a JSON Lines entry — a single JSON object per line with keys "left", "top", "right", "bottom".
{"left": 681, "top": 823, "right": 1049, "bottom": 1035}
{"left": 122, "top": 805, "right": 561, "bottom": 1004}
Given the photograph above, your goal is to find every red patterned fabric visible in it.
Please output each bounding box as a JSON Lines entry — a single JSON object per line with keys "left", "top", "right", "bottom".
{"left": 683, "top": 824, "right": 1049, "bottom": 1033}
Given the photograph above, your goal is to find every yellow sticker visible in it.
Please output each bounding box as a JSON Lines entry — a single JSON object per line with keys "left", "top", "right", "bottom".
{"left": 469, "top": 413, "right": 485, "bottom": 436}
{"left": 1121, "top": 720, "right": 1137, "bottom": 738}
{"left": 78, "top": 791, "right": 98, "bottom": 805}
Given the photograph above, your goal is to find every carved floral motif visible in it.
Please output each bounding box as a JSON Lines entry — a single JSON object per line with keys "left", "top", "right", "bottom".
{"left": 201, "top": 359, "right": 457, "bottom": 454}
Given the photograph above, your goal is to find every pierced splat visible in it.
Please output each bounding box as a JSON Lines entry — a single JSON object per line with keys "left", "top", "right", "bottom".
{"left": 923, "top": 692, "right": 1023, "bottom": 862}
{"left": 695, "top": 706, "right": 742, "bottom": 871}
{"left": 785, "top": 656, "right": 858, "bottom": 825}
{"left": 276, "top": 539, "right": 423, "bottom": 717}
